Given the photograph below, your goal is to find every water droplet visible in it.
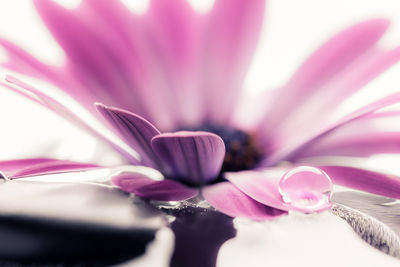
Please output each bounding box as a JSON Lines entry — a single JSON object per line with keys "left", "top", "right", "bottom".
{"left": 279, "top": 166, "right": 333, "bottom": 213}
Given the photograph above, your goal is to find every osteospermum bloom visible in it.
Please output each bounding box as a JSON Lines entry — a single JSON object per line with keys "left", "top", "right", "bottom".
{"left": 2, "top": 0, "right": 400, "bottom": 220}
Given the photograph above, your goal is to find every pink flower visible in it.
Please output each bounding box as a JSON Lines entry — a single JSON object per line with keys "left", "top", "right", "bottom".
{"left": 2, "top": 0, "right": 400, "bottom": 220}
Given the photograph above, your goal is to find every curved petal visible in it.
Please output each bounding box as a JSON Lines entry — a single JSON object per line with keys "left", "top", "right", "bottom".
{"left": 225, "top": 169, "right": 288, "bottom": 211}
{"left": 151, "top": 131, "right": 225, "bottom": 185}
{"left": 260, "top": 19, "right": 390, "bottom": 132}
{"left": 202, "top": 182, "right": 287, "bottom": 220}
{"left": 0, "top": 38, "right": 63, "bottom": 84}
{"left": 257, "top": 46, "right": 400, "bottom": 150}
{"left": 303, "top": 133, "right": 400, "bottom": 158}
{"left": 0, "top": 158, "right": 99, "bottom": 179}
{"left": 319, "top": 166, "right": 400, "bottom": 199}
{"left": 265, "top": 92, "right": 400, "bottom": 165}
{"left": 2, "top": 76, "right": 140, "bottom": 164}
{"left": 203, "top": 0, "right": 266, "bottom": 123}
{"left": 111, "top": 173, "right": 198, "bottom": 201}
{"left": 95, "top": 103, "right": 161, "bottom": 168}
{"left": 290, "top": 111, "right": 400, "bottom": 158}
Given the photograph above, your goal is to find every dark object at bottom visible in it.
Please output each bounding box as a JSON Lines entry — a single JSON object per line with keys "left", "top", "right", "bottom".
{"left": 0, "top": 215, "right": 155, "bottom": 266}
{"left": 167, "top": 207, "right": 236, "bottom": 267}
{"left": 0, "top": 181, "right": 167, "bottom": 266}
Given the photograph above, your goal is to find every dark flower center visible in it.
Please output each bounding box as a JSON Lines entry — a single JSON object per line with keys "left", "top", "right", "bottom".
{"left": 186, "top": 124, "right": 263, "bottom": 176}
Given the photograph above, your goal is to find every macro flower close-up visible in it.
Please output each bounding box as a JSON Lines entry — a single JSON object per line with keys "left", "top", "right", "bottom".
{"left": 1, "top": 0, "right": 400, "bottom": 266}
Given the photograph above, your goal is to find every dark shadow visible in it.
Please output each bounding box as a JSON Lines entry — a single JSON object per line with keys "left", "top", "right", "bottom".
{"left": 166, "top": 207, "right": 236, "bottom": 267}
{"left": 0, "top": 215, "right": 155, "bottom": 266}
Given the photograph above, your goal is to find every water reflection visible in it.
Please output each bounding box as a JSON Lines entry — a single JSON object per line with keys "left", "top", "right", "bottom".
{"left": 164, "top": 206, "right": 236, "bottom": 267}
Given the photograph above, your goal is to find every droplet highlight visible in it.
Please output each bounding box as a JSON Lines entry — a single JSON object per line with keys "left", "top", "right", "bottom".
{"left": 278, "top": 166, "right": 333, "bottom": 213}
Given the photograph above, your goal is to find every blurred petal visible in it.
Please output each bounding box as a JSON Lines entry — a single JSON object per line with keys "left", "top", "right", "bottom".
{"left": 0, "top": 158, "right": 99, "bottom": 179}
{"left": 257, "top": 46, "right": 400, "bottom": 151}
{"left": 145, "top": 0, "right": 205, "bottom": 126}
{"left": 5, "top": 75, "right": 91, "bottom": 131}
{"left": 33, "top": 0, "right": 174, "bottom": 127}
{"left": 33, "top": 0, "right": 129, "bottom": 108}
{"left": 266, "top": 92, "right": 400, "bottom": 165}
{"left": 83, "top": 0, "right": 180, "bottom": 130}
{"left": 203, "top": 0, "right": 266, "bottom": 123}
{"left": 111, "top": 173, "right": 198, "bottom": 201}
{"left": 291, "top": 111, "right": 400, "bottom": 158}
{"left": 320, "top": 166, "right": 400, "bottom": 199}
{"left": 314, "top": 46, "right": 400, "bottom": 114}
{"left": 0, "top": 38, "right": 63, "bottom": 84}
{"left": 96, "top": 103, "right": 161, "bottom": 168}
{"left": 225, "top": 169, "right": 288, "bottom": 211}
{"left": 202, "top": 182, "right": 287, "bottom": 220}
{"left": 83, "top": 0, "right": 139, "bottom": 48}
{"left": 298, "top": 132, "right": 400, "bottom": 158}
{"left": 151, "top": 131, "right": 225, "bottom": 185}
{"left": 3, "top": 76, "right": 140, "bottom": 164}
{"left": 260, "top": 19, "right": 390, "bottom": 131}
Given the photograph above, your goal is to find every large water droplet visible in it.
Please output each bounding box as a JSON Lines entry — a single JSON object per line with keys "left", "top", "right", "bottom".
{"left": 278, "top": 166, "right": 333, "bottom": 213}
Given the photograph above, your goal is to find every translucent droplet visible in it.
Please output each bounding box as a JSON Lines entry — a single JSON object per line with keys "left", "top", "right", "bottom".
{"left": 279, "top": 166, "right": 333, "bottom": 213}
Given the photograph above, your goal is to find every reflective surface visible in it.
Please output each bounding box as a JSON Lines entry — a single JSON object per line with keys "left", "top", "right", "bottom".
{"left": 166, "top": 206, "right": 236, "bottom": 267}
{"left": 0, "top": 180, "right": 166, "bottom": 265}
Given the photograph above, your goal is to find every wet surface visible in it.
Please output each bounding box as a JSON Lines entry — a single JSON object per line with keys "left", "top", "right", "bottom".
{"left": 0, "top": 180, "right": 237, "bottom": 266}
{"left": 165, "top": 206, "right": 236, "bottom": 267}
{"left": 0, "top": 181, "right": 167, "bottom": 266}
{"left": 0, "top": 205, "right": 236, "bottom": 266}
{"left": 0, "top": 189, "right": 397, "bottom": 266}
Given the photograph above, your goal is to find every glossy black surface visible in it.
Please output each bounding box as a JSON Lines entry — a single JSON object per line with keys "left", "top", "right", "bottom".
{"left": 167, "top": 207, "right": 236, "bottom": 267}
{"left": 0, "top": 215, "right": 155, "bottom": 266}
{"left": 0, "top": 181, "right": 167, "bottom": 266}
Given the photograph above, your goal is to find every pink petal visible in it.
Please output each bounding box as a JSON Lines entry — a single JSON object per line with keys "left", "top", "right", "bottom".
{"left": 33, "top": 0, "right": 176, "bottom": 128}
{"left": 33, "top": 0, "right": 132, "bottom": 109}
{"left": 84, "top": 0, "right": 182, "bottom": 130}
{"left": 265, "top": 92, "right": 400, "bottom": 165}
{"left": 111, "top": 173, "right": 198, "bottom": 201}
{"left": 225, "top": 169, "right": 289, "bottom": 211}
{"left": 0, "top": 158, "right": 99, "bottom": 179}
{"left": 257, "top": 46, "right": 400, "bottom": 151}
{"left": 147, "top": 0, "right": 199, "bottom": 68}
{"left": 144, "top": 0, "right": 205, "bottom": 126}
{"left": 151, "top": 131, "right": 225, "bottom": 185}
{"left": 260, "top": 19, "right": 390, "bottom": 132}
{"left": 316, "top": 46, "right": 400, "bottom": 114}
{"left": 202, "top": 0, "right": 266, "bottom": 123}
{"left": 299, "top": 133, "right": 400, "bottom": 158}
{"left": 0, "top": 38, "right": 62, "bottom": 84}
{"left": 95, "top": 103, "right": 161, "bottom": 168}
{"left": 202, "top": 182, "right": 287, "bottom": 220}
{"left": 319, "top": 166, "right": 400, "bottom": 199}
{"left": 4, "top": 76, "right": 140, "bottom": 164}
{"left": 292, "top": 111, "right": 400, "bottom": 158}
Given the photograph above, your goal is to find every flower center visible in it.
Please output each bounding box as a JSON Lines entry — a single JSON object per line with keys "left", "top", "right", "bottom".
{"left": 187, "top": 124, "right": 263, "bottom": 175}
